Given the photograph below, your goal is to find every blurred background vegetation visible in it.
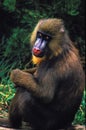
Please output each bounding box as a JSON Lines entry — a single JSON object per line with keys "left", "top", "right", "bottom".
{"left": 0, "top": 0, "right": 85, "bottom": 125}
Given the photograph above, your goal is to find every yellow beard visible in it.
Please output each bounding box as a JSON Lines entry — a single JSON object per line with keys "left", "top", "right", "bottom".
{"left": 32, "top": 55, "right": 46, "bottom": 65}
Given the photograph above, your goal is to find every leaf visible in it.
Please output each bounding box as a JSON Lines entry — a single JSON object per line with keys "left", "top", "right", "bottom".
{"left": 68, "top": 10, "right": 79, "bottom": 16}
{"left": 3, "top": 0, "right": 16, "bottom": 11}
{"left": 7, "top": 94, "right": 14, "bottom": 101}
{"left": 0, "top": 92, "right": 6, "bottom": 96}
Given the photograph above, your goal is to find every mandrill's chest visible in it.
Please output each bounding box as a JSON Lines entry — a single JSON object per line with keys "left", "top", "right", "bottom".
{"left": 34, "top": 67, "right": 48, "bottom": 82}
{"left": 34, "top": 61, "right": 57, "bottom": 84}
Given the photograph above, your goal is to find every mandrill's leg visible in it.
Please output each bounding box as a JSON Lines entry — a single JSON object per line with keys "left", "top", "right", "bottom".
{"left": 9, "top": 87, "right": 34, "bottom": 129}
{"left": 9, "top": 89, "right": 23, "bottom": 128}
{"left": 9, "top": 102, "right": 22, "bottom": 128}
{"left": 9, "top": 109, "right": 22, "bottom": 129}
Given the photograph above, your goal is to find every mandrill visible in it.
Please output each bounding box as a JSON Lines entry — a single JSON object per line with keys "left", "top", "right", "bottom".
{"left": 9, "top": 18, "right": 85, "bottom": 130}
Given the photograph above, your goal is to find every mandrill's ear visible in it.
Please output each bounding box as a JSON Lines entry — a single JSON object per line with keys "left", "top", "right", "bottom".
{"left": 60, "top": 27, "right": 65, "bottom": 33}
{"left": 59, "top": 19, "right": 65, "bottom": 33}
{"left": 59, "top": 23, "right": 65, "bottom": 33}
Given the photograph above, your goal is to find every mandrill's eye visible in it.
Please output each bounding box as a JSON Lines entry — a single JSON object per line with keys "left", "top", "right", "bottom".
{"left": 37, "top": 31, "right": 52, "bottom": 42}
{"left": 37, "top": 32, "right": 42, "bottom": 38}
{"left": 46, "top": 36, "right": 50, "bottom": 40}
{"left": 39, "top": 33, "right": 42, "bottom": 37}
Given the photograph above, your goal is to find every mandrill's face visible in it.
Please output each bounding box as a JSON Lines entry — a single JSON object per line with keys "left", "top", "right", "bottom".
{"left": 31, "top": 19, "right": 65, "bottom": 64}
{"left": 32, "top": 31, "right": 52, "bottom": 58}
{"left": 32, "top": 31, "right": 52, "bottom": 65}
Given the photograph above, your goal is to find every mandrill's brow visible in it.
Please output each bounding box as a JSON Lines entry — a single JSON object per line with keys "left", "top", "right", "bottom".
{"left": 38, "top": 31, "right": 52, "bottom": 37}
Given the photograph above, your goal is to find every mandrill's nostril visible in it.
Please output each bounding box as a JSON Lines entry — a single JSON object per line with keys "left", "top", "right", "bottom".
{"left": 33, "top": 48, "right": 42, "bottom": 55}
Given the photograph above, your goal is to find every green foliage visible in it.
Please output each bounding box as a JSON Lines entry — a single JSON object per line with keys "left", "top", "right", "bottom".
{"left": 3, "top": 0, "right": 16, "bottom": 11}
{"left": 0, "top": 28, "right": 31, "bottom": 80}
{"left": 21, "top": 10, "right": 48, "bottom": 25}
{"left": 40, "top": 0, "right": 81, "bottom": 16}
{"left": 0, "top": 79, "right": 15, "bottom": 109}
{"left": 65, "top": 0, "right": 81, "bottom": 16}
{"left": 4, "top": 27, "right": 30, "bottom": 63}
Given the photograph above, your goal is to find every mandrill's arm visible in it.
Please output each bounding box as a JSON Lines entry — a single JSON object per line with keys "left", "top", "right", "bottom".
{"left": 23, "top": 67, "right": 37, "bottom": 75}
{"left": 10, "top": 69, "right": 55, "bottom": 102}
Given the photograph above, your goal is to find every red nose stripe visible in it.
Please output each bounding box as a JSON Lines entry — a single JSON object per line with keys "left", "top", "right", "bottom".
{"left": 33, "top": 48, "right": 41, "bottom": 55}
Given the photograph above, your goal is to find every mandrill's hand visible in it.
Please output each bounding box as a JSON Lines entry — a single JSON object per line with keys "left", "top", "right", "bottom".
{"left": 10, "top": 69, "right": 33, "bottom": 87}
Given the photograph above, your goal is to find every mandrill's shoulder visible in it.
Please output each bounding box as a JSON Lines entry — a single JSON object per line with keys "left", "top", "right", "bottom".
{"left": 50, "top": 50, "right": 84, "bottom": 78}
